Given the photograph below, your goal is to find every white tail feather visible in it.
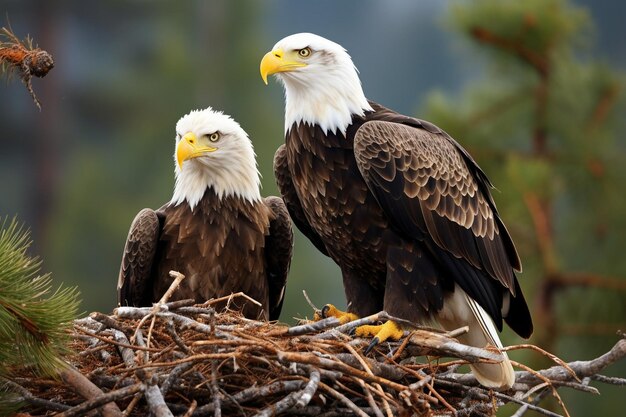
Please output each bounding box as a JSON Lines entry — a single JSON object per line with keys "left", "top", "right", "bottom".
{"left": 437, "top": 285, "right": 515, "bottom": 389}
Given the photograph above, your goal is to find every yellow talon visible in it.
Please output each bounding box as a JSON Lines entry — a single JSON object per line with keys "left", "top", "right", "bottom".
{"left": 355, "top": 320, "right": 404, "bottom": 343}
{"left": 313, "top": 304, "right": 359, "bottom": 324}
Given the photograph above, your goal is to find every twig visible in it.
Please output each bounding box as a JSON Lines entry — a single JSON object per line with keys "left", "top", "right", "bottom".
{"left": 302, "top": 290, "right": 319, "bottom": 312}
{"left": 516, "top": 338, "right": 626, "bottom": 384}
{"left": 210, "top": 357, "right": 222, "bottom": 417}
{"left": 193, "top": 380, "right": 306, "bottom": 415}
{"left": 89, "top": 312, "right": 129, "bottom": 332}
{"left": 160, "top": 271, "right": 187, "bottom": 304}
{"left": 591, "top": 374, "right": 626, "bottom": 385}
{"left": 277, "top": 350, "right": 407, "bottom": 392}
{"left": 164, "top": 298, "right": 196, "bottom": 309}
{"left": 181, "top": 400, "right": 198, "bottom": 417}
{"left": 53, "top": 383, "right": 144, "bottom": 417}
{"left": 401, "top": 374, "right": 432, "bottom": 403}
{"left": 145, "top": 271, "right": 186, "bottom": 352}
{"left": 334, "top": 353, "right": 407, "bottom": 381}
{"left": 161, "top": 362, "right": 193, "bottom": 396}
{"left": 129, "top": 271, "right": 186, "bottom": 345}
{"left": 295, "top": 369, "right": 321, "bottom": 407}
{"left": 438, "top": 379, "right": 563, "bottom": 417}
{"left": 122, "top": 393, "right": 142, "bottom": 417}
{"left": 144, "top": 378, "right": 174, "bottom": 417}
{"left": 133, "top": 329, "right": 173, "bottom": 417}
{"left": 75, "top": 327, "right": 161, "bottom": 352}
{"left": 284, "top": 317, "right": 342, "bottom": 336}
{"left": 252, "top": 390, "right": 302, "bottom": 417}
{"left": 445, "top": 325, "right": 470, "bottom": 339}
{"left": 512, "top": 360, "right": 571, "bottom": 417}
{"left": 343, "top": 342, "right": 393, "bottom": 417}
{"left": 0, "top": 377, "right": 69, "bottom": 411}
{"left": 57, "top": 364, "right": 124, "bottom": 417}
{"left": 425, "top": 380, "right": 457, "bottom": 414}
{"left": 112, "top": 330, "right": 136, "bottom": 368}
{"left": 318, "top": 381, "right": 369, "bottom": 417}
{"left": 165, "top": 318, "right": 190, "bottom": 354}
{"left": 201, "top": 291, "right": 263, "bottom": 308}
{"left": 355, "top": 378, "right": 385, "bottom": 417}
{"left": 510, "top": 388, "right": 550, "bottom": 417}
{"left": 408, "top": 330, "right": 506, "bottom": 363}
{"left": 492, "top": 390, "right": 561, "bottom": 417}
{"left": 505, "top": 343, "right": 580, "bottom": 382}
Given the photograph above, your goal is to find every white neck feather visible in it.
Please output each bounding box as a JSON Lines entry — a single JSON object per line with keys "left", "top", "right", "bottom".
{"left": 170, "top": 155, "right": 261, "bottom": 210}
{"left": 280, "top": 65, "right": 372, "bottom": 136}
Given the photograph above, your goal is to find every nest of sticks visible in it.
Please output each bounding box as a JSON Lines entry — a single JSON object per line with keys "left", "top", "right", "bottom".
{"left": 6, "top": 273, "right": 626, "bottom": 417}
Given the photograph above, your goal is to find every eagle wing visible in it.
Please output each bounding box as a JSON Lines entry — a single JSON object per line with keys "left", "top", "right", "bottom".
{"left": 117, "top": 208, "right": 163, "bottom": 307}
{"left": 353, "top": 119, "right": 532, "bottom": 337}
{"left": 263, "top": 196, "right": 294, "bottom": 321}
{"left": 274, "top": 144, "right": 329, "bottom": 256}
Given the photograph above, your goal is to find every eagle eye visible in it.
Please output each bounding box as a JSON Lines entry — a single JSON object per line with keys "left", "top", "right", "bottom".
{"left": 207, "top": 132, "right": 220, "bottom": 142}
{"left": 176, "top": 133, "right": 182, "bottom": 140}
{"left": 298, "top": 47, "right": 312, "bottom": 58}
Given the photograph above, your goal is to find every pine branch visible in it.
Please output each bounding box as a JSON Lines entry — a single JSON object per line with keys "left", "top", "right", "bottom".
{"left": 469, "top": 25, "right": 549, "bottom": 76}
{"left": 0, "top": 217, "right": 80, "bottom": 378}
{"left": 0, "top": 23, "right": 54, "bottom": 109}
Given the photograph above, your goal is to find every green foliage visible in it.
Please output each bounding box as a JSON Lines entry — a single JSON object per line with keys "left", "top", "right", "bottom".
{"left": 0, "top": 394, "right": 22, "bottom": 417}
{"left": 0, "top": 217, "right": 80, "bottom": 378}
{"left": 425, "top": 0, "right": 626, "bottom": 414}
{"left": 449, "top": 0, "right": 590, "bottom": 69}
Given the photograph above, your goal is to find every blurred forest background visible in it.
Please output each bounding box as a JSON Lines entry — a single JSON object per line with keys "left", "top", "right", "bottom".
{"left": 0, "top": 0, "right": 624, "bottom": 415}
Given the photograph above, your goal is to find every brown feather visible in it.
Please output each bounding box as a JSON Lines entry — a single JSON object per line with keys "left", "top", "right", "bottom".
{"left": 264, "top": 196, "right": 294, "bottom": 320}
{"left": 278, "top": 100, "right": 532, "bottom": 338}
{"left": 117, "top": 208, "right": 161, "bottom": 307}
{"left": 118, "top": 188, "right": 292, "bottom": 321}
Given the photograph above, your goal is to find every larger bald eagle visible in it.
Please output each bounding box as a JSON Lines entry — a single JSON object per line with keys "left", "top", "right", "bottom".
{"left": 117, "top": 108, "right": 293, "bottom": 321}
{"left": 261, "top": 33, "right": 532, "bottom": 388}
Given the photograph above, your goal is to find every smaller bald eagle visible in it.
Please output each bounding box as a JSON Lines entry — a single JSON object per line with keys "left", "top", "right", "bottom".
{"left": 261, "top": 33, "right": 532, "bottom": 388}
{"left": 117, "top": 108, "right": 293, "bottom": 321}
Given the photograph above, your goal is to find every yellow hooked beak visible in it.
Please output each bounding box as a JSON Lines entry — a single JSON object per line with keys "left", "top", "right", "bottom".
{"left": 260, "top": 48, "right": 307, "bottom": 84}
{"left": 176, "top": 132, "right": 217, "bottom": 169}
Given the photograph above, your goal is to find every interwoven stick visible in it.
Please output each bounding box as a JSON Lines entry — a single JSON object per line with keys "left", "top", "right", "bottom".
{"left": 4, "top": 292, "right": 624, "bottom": 417}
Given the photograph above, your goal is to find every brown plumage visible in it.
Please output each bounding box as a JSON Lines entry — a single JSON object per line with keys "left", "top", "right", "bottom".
{"left": 117, "top": 107, "right": 293, "bottom": 321}
{"left": 276, "top": 101, "right": 531, "bottom": 335}
{"left": 118, "top": 191, "right": 292, "bottom": 320}
{"left": 263, "top": 32, "right": 532, "bottom": 388}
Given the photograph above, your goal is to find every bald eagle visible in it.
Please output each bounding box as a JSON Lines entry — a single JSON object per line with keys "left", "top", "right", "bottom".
{"left": 261, "top": 33, "right": 532, "bottom": 388}
{"left": 117, "top": 108, "right": 293, "bottom": 321}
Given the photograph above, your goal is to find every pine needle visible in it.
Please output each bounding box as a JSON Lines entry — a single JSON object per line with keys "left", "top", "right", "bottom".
{"left": 0, "top": 217, "right": 80, "bottom": 378}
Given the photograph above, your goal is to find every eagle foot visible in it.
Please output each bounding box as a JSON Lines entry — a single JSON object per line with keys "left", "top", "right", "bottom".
{"left": 313, "top": 304, "right": 359, "bottom": 324}
{"left": 355, "top": 320, "right": 404, "bottom": 354}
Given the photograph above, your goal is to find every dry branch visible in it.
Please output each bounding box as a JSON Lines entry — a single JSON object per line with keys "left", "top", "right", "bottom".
{"left": 3, "top": 294, "right": 625, "bottom": 416}
{"left": 56, "top": 365, "right": 124, "bottom": 417}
